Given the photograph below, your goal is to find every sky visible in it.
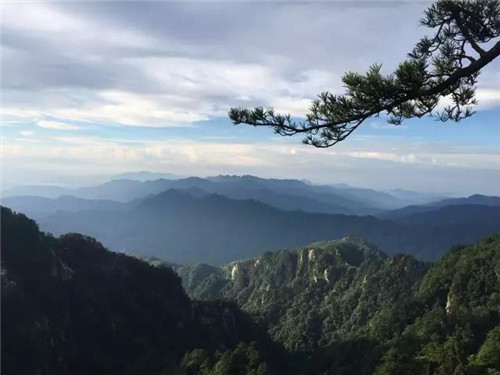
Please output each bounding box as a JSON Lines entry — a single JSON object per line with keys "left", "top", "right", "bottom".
{"left": 2, "top": 1, "right": 499, "bottom": 195}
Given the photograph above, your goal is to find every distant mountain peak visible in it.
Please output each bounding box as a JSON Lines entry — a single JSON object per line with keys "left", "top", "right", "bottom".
{"left": 135, "top": 188, "right": 197, "bottom": 211}
{"left": 113, "top": 171, "right": 183, "bottom": 181}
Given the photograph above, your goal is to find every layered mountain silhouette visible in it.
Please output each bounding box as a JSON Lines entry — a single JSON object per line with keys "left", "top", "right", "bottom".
{"left": 379, "top": 194, "right": 500, "bottom": 219}
{"left": 22, "top": 189, "right": 500, "bottom": 264}
{"left": 3, "top": 175, "right": 445, "bottom": 214}
{"left": 3, "top": 175, "right": 499, "bottom": 264}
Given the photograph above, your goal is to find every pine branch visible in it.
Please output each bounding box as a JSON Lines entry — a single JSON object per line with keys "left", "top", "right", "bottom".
{"left": 228, "top": 0, "right": 500, "bottom": 148}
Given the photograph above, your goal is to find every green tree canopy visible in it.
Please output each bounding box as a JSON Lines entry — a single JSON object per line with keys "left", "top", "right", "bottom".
{"left": 229, "top": 0, "right": 500, "bottom": 147}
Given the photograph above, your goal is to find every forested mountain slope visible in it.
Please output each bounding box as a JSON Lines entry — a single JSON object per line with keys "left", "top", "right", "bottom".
{"left": 2, "top": 206, "right": 499, "bottom": 374}
{"left": 176, "top": 238, "right": 430, "bottom": 350}
{"left": 175, "top": 236, "right": 500, "bottom": 374}
{"left": 1, "top": 207, "right": 283, "bottom": 375}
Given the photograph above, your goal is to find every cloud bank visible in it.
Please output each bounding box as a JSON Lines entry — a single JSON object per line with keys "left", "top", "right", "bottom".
{"left": 2, "top": 1, "right": 499, "bottom": 194}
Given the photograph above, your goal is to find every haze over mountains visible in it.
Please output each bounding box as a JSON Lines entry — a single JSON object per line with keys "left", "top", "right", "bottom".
{"left": 3, "top": 174, "right": 499, "bottom": 264}
{"left": 3, "top": 174, "right": 444, "bottom": 210}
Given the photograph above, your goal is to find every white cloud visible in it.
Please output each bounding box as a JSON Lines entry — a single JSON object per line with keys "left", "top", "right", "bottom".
{"left": 53, "top": 90, "right": 207, "bottom": 126}
{"left": 3, "top": 108, "right": 44, "bottom": 120}
{"left": 476, "top": 89, "right": 500, "bottom": 109}
{"left": 272, "top": 97, "right": 313, "bottom": 117}
{"left": 3, "top": 135, "right": 499, "bottom": 194}
{"left": 3, "top": 3, "right": 85, "bottom": 33}
{"left": 2, "top": 56, "right": 342, "bottom": 126}
{"left": 38, "top": 120, "right": 82, "bottom": 131}
{"left": 1, "top": 1, "right": 499, "bottom": 195}
{"left": 3, "top": 133, "right": 499, "bottom": 171}
{"left": 2, "top": 131, "right": 499, "bottom": 194}
{"left": 3, "top": 1, "right": 498, "bottom": 130}
{"left": 3, "top": 2, "right": 158, "bottom": 50}
{"left": 3, "top": 91, "right": 207, "bottom": 128}
{"left": 19, "top": 130, "right": 34, "bottom": 137}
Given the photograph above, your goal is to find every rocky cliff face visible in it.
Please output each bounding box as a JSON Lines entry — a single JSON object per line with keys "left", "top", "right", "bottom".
{"left": 173, "top": 235, "right": 500, "bottom": 375}
{"left": 176, "top": 237, "right": 429, "bottom": 350}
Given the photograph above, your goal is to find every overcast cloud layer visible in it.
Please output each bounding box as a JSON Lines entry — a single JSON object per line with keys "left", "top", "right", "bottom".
{"left": 2, "top": 1, "right": 500, "bottom": 194}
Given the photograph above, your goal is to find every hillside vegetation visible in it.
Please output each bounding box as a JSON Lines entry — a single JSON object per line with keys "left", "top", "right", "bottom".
{"left": 1, "top": 207, "right": 283, "bottom": 375}
{"left": 176, "top": 236, "right": 500, "bottom": 374}
{"left": 2, "top": 206, "right": 499, "bottom": 374}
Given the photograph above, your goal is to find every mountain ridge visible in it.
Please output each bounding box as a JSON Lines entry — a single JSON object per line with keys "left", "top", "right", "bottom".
{"left": 3, "top": 174, "right": 454, "bottom": 214}
{"left": 379, "top": 194, "right": 500, "bottom": 219}
{"left": 1, "top": 206, "right": 285, "bottom": 375}
{"left": 2, "top": 207, "right": 499, "bottom": 374}
{"left": 173, "top": 234, "right": 500, "bottom": 374}
{"left": 36, "top": 189, "right": 500, "bottom": 264}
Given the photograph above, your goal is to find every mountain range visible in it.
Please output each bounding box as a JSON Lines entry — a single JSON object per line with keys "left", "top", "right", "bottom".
{"left": 3, "top": 174, "right": 446, "bottom": 213}
{"left": 2, "top": 175, "right": 499, "bottom": 264}
{"left": 2, "top": 207, "right": 499, "bottom": 374}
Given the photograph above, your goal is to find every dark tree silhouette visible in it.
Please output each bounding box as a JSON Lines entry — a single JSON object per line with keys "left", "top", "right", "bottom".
{"left": 229, "top": 0, "right": 500, "bottom": 147}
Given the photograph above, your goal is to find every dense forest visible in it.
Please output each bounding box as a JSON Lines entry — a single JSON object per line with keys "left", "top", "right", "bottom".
{"left": 164, "top": 236, "right": 500, "bottom": 374}
{"left": 1, "top": 207, "right": 283, "bottom": 375}
{"left": 2, "top": 206, "right": 499, "bottom": 374}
